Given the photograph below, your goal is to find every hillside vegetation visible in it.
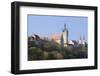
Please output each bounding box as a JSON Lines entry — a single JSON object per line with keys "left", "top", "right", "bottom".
{"left": 28, "top": 37, "right": 88, "bottom": 61}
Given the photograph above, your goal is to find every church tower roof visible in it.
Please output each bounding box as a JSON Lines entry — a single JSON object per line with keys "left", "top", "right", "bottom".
{"left": 63, "top": 24, "right": 68, "bottom": 32}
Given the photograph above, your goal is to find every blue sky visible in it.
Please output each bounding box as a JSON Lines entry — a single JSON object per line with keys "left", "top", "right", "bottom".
{"left": 28, "top": 15, "right": 88, "bottom": 41}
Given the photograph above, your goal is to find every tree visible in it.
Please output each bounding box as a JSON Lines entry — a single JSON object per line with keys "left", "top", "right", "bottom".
{"left": 28, "top": 47, "right": 43, "bottom": 60}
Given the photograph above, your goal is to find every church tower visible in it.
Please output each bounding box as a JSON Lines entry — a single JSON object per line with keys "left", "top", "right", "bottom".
{"left": 61, "top": 24, "right": 69, "bottom": 47}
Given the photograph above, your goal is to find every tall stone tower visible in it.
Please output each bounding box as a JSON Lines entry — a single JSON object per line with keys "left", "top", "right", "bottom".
{"left": 61, "top": 24, "right": 68, "bottom": 47}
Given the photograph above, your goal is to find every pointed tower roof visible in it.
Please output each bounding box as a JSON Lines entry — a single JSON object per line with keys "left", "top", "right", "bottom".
{"left": 83, "top": 35, "right": 85, "bottom": 40}
{"left": 63, "top": 24, "right": 68, "bottom": 32}
{"left": 64, "top": 23, "right": 67, "bottom": 30}
{"left": 80, "top": 35, "right": 82, "bottom": 40}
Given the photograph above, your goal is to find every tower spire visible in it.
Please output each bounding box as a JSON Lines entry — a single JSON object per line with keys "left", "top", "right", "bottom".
{"left": 80, "top": 35, "right": 82, "bottom": 40}
{"left": 83, "top": 35, "right": 85, "bottom": 40}
{"left": 64, "top": 23, "right": 67, "bottom": 30}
